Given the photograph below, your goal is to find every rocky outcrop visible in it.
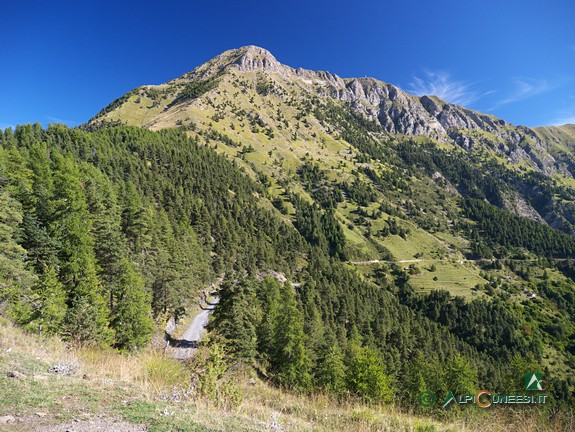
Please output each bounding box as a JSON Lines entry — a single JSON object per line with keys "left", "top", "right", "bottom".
{"left": 234, "top": 48, "right": 282, "bottom": 72}
{"left": 502, "top": 191, "right": 546, "bottom": 224}
{"left": 323, "top": 76, "right": 570, "bottom": 178}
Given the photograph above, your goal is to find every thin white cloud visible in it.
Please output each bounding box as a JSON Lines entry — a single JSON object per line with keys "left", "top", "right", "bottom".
{"left": 407, "top": 70, "right": 488, "bottom": 106}
{"left": 546, "top": 109, "right": 575, "bottom": 126}
{"left": 491, "top": 77, "right": 549, "bottom": 108}
{"left": 44, "top": 115, "right": 78, "bottom": 126}
{"left": 551, "top": 116, "right": 575, "bottom": 126}
{"left": 538, "top": 93, "right": 575, "bottom": 126}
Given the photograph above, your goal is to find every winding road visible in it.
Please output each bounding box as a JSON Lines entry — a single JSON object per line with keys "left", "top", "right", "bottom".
{"left": 171, "top": 297, "right": 219, "bottom": 360}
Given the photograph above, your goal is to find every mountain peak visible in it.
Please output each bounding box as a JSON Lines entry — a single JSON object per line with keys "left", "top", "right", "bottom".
{"left": 90, "top": 47, "right": 571, "bottom": 179}
{"left": 186, "top": 45, "right": 285, "bottom": 80}
{"left": 233, "top": 45, "right": 277, "bottom": 59}
{"left": 227, "top": 45, "right": 283, "bottom": 72}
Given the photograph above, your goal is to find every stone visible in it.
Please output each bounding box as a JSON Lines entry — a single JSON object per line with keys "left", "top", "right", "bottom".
{"left": 6, "top": 370, "right": 25, "bottom": 379}
{"left": 0, "top": 415, "right": 16, "bottom": 424}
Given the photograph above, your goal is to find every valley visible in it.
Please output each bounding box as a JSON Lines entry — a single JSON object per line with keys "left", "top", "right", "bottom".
{"left": 1, "top": 45, "right": 575, "bottom": 430}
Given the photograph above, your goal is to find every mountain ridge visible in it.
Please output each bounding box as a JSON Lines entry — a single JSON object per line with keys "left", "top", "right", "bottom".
{"left": 89, "top": 45, "right": 574, "bottom": 180}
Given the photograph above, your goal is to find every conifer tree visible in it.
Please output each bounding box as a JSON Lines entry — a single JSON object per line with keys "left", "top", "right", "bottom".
{"left": 300, "top": 280, "right": 324, "bottom": 363}
{"left": 111, "top": 258, "right": 154, "bottom": 350}
{"left": 24, "top": 265, "right": 67, "bottom": 335}
{"left": 211, "top": 273, "right": 258, "bottom": 364}
{"left": 404, "top": 352, "right": 447, "bottom": 406}
{"left": 272, "top": 282, "right": 312, "bottom": 389}
{"left": 51, "top": 154, "right": 111, "bottom": 344}
{"left": 83, "top": 167, "right": 128, "bottom": 308}
{"left": 121, "top": 182, "right": 153, "bottom": 265}
{"left": 444, "top": 354, "right": 478, "bottom": 395}
{"left": 256, "top": 276, "right": 281, "bottom": 364}
{"left": 19, "top": 143, "right": 61, "bottom": 273}
{"left": 314, "top": 329, "right": 346, "bottom": 393}
{"left": 0, "top": 188, "right": 33, "bottom": 303}
{"left": 503, "top": 353, "right": 541, "bottom": 392}
{"left": 346, "top": 344, "right": 394, "bottom": 403}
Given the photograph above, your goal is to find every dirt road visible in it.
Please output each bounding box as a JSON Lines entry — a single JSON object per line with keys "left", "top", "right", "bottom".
{"left": 171, "top": 297, "right": 218, "bottom": 360}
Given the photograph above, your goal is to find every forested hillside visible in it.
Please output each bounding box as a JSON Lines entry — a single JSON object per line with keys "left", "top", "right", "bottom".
{"left": 1, "top": 123, "right": 574, "bottom": 412}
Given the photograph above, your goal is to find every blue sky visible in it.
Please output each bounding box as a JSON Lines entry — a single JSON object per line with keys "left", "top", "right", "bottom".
{"left": 1, "top": 0, "right": 574, "bottom": 129}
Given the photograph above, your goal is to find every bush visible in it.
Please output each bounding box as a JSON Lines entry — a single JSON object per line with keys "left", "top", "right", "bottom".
{"left": 191, "top": 342, "right": 243, "bottom": 408}
{"left": 346, "top": 344, "right": 394, "bottom": 403}
{"left": 141, "top": 351, "right": 188, "bottom": 392}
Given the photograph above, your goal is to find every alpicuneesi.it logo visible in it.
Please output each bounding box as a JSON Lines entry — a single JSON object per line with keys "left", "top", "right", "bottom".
{"left": 525, "top": 372, "right": 544, "bottom": 391}
{"left": 418, "top": 373, "right": 548, "bottom": 409}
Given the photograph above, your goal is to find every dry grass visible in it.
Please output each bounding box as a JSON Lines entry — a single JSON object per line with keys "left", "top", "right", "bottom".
{"left": 76, "top": 347, "right": 188, "bottom": 394}
{"left": 0, "top": 316, "right": 70, "bottom": 362}
{"left": 1, "top": 317, "right": 573, "bottom": 432}
{"left": 232, "top": 381, "right": 450, "bottom": 431}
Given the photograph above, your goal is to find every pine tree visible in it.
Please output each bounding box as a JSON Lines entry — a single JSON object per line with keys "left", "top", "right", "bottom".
{"left": 256, "top": 276, "right": 281, "bottom": 364}
{"left": 0, "top": 143, "right": 34, "bottom": 304}
{"left": 121, "top": 182, "right": 153, "bottom": 264}
{"left": 444, "top": 354, "right": 478, "bottom": 395}
{"left": 82, "top": 170, "right": 155, "bottom": 348}
{"left": 51, "top": 154, "right": 111, "bottom": 345}
{"left": 404, "top": 352, "right": 447, "bottom": 406}
{"left": 314, "top": 329, "right": 346, "bottom": 393}
{"left": 346, "top": 344, "right": 394, "bottom": 403}
{"left": 272, "top": 282, "right": 312, "bottom": 389}
{"left": 211, "top": 273, "right": 258, "bottom": 364}
{"left": 166, "top": 222, "right": 210, "bottom": 315}
{"left": 503, "top": 353, "right": 541, "bottom": 392}
{"left": 19, "top": 143, "right": 60, "bottom": 273}
{"left": 111, "top": 259, "right": 154, "bottom": 350}
{"left": 65, "top": 296, "right": 110, "bottom": 344}
{"left": 300, "top": 280, "right": 324, "bottom": 363}
{"left": 0, "top": 188, "right": 34, "bottom": 304}
{"left": 83, "top": 166, "right": 127, "bottom": 312}
{"left": 24, "top": 265, "right": 67, "bottom": 335}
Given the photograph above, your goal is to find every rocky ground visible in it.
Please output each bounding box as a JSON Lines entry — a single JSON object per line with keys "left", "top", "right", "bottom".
{"left": 1, "top": 414, "right": 146, "bottom": 432}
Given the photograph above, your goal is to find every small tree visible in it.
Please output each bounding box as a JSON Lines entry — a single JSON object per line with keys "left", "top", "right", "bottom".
{"left": 272, "top": 282, "right": 312, "bottom": 389}
{"left": 314, "top": 331, "right": 346, "bottom": 394}
{"left": 111, "top": 259, "right": 154, "bottom": 350}
{"left": 404, "top": 352, "right": 447, "bottom": 407}
{"left": 346, "top": 344, "right": 394, "bottom": 403}
{"left": 444, "top": 354, "right": 478, "bottom": 395}
{"left": 256, "top": 277, "right": 281, "bottom": 364}
{"left": 25, "top": 265, "right": 67, "bottom": 335}
{"left": 211, "top": 274, "right": 258, "bottom": 365}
